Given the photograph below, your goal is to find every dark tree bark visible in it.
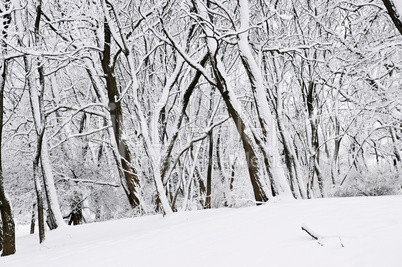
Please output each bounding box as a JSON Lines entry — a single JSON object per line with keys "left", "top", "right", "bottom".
{"left": 331, "top": 117, "right": 342, "bottom": 184}
{"left": 229, "top": 157, "right": 237, "bottom": 191}
{"left": 208, "top": 56, "right": 269, "bottom": 203}
{"left": 26, "top": 0, "right": 64, "bottom": 230}
{"left": 31, "top": 118, "right": 46, "bottom": 243}
{"left": 160, "top": 54, "right": 210, "bottom": 183}
{"left": 0, "top": 168, "right": 15, "bottom": 256}
{"left": 382, "top": 0, "right": 402, "bottom": 35}
{"left": 205, "top": 131, "right": 213, "bottom": 209}
{"left": 30, "top": 203, "right": 36, "bottom": 234}
{"left": 0, "top": 66, "right": 14, "bottom": 255}
{"left": 0, "top": 2, "right": 15, "bottom": 255}
{"left": 304, "top": 81, "right": 325, "bottom": 198}
{"left": 100, "top": 18, "right": 141, "bottom": 209}
{"left": 0, "top": 219, "right": 3, "bottom": 252}
{"left": 21, "top": 49, "right": 46, "bottom": 242}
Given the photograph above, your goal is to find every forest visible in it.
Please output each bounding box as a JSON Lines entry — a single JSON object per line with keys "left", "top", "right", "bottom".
{"left": 1, "top": 0, "right": 402, "bottom": 257}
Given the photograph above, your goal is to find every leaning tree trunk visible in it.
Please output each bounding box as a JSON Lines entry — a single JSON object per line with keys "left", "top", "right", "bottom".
{"left": 276, "top": 106, "right": 306, "bottom": 199}
{"left": 194, "top": 0, "right": 270, "bottom": 203}
{"left": 382, "top": 0, "right": 402, "bottom": 35}
{"left": 100, "top": 18, "right": 141, "bottom": 209}
{"left": 237, "top": 0, "right": 293, "bottom": 198}
{"left": 209, "top": 53, "right": 269, "bottom": 203}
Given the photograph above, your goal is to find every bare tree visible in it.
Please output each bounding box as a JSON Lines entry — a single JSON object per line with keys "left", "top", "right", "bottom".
{"left": 0, "top": 0, "right": 15, "bottom": 255}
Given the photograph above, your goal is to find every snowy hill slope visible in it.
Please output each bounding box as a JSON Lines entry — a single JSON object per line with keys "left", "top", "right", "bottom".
{"left": 1, "top": 196, "right": 402, "bottom": 267}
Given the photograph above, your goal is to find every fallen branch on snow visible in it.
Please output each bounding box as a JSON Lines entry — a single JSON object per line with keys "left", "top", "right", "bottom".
{"left": 301, "top": 224, "right": 344, "bottom": 247}
{"left": 301, "top": 224, "right": 320, "bottom": 240}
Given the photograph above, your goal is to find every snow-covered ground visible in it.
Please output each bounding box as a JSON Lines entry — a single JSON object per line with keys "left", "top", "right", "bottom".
{"left": 1, "top": 196, "right": 402, "bottom": 267}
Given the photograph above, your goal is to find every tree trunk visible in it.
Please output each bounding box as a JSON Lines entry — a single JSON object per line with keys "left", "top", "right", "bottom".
{"left": 0, "top": 50, "right": 15, "bottom": 257}
{"left": 0, "top": 220, "right": 3, "bottom": 252}
{"left": 205, "top": 131, "right": 213, "bottom": 209}
{"left": 23, "top": 53, "right": 65, "bottom": 229}
{"left": 382, "top": 0, "right": 402, "bottom": 35}
{"left": 305, "top": 81, "right": 326, "bottom": 198}
{"left": 0, "top": 7, "right": 15, "bottom": 254}
{"left": 100, "top": 18, "right": 141, "bottom": 209}
{"left": 210, "top": 60, "right": 269, "bottom": 203}
{"left": 33, "top": 136, "right": 45, "bottom": 243}
{"left": 205, "top": 88, "right": 215, "bottom": 209}
{"left": 331, "top": 116, "right": 342, "bottom": 184}
{"left": 390, "top": 127, "right": 401, "bottom": 170}
{"left": 14, "top": 0, "right": 66, "bottom": 230}
{"left": 30, "top": 203, "right": 36, "bottom": 234}
{"left": 237, "top": 0, "right": 293, "bottom": 198}
{"left": 194, "top": 0, "right": 270, "bottom": 203}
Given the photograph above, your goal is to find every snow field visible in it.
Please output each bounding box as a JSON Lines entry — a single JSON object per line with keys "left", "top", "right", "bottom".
{"left": 1, "top": 195, "right": 402, "bottom": 267}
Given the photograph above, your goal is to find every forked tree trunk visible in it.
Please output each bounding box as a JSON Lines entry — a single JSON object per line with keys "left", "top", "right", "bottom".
{"left": 194, "top": 0, "right": 270, "bottom": 203}
{"left": 261, "top": 51, "right": 306, "bottom": 198}
{"left": 237, "top": 0, "right": 293, "bottom": 198}
{"left": 209, "top": 57, "right": 269, "bottom": 203}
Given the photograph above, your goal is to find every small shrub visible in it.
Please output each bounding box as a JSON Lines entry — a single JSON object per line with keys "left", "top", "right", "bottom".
{"left": 332, "top": 171, "right": 400, "bottom": 197}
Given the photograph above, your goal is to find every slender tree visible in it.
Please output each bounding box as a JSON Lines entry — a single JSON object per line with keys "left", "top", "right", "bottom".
{"left": 0, "top": 0, "right": 15, "bottom": 255}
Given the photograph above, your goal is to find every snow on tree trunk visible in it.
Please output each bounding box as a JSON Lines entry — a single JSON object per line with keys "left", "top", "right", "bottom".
{"left": 181, "top": 141, "right": 203, "bottom": 211}
{"left": 13, "top": 0, "right": 66, "bottom": 230}
{"left": 13, "top": 1, "right": 47, "bottom": 237}
{"left": 83, "top": 58, "right": 140, "bottom": 209}
{"left": 24, "top": 55, "right": 66, "bottom": 229}
{"left": 40, "top": 132, "right": 67, "bottom": 228}
{"left": 195, "top": 0, "right": 271, "bottom": 203}
{"left": 127, "top": 56, "right": 173, "bottom": 215}
{"left": 32, "top": 131, "right": 46, "bottom": 243}
{"left": 237, "top": 0, "right": 293, "bottom": 198}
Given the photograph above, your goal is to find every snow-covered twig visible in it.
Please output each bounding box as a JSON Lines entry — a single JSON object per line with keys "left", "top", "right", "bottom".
{"left": 302, "top": 224, "right": 344, "bottom": 247}
{"left": 56, "top": 177, "right": 120, "bottom": 188}
{"left": 50, "top": 125, "right": 112, "bottom": 151}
